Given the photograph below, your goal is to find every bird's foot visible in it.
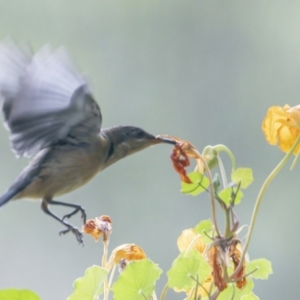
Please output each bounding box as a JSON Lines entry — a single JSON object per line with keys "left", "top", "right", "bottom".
{"left": 59, "top": 225, "right": 84, "bottom": 245}
{"left": 62, "top": 205, "right": 87, "bottom": 224}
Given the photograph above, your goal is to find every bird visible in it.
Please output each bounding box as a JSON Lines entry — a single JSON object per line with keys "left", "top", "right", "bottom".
{"left": 0, "top": 40, "right": 175, "bottom": 244}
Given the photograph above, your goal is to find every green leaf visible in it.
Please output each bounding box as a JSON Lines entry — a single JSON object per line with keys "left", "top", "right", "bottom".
{"left": 68, "top": 265, "right": 108, "bottom": 300}
{"left": 218, "top": 280, "right": 254, "bottom": 300}
{"left": 246, "top": 258, "right": 273, "bottom": 280}
{"left": 231, "top": 168, "right": 253, "bottom": 189}
{"left": 167, "top": 250, "right": 210, "bottom": 291}
{"left": 194, "top": 219, "right": 213, "bottom": 244}
{"left": 181, "top": 172, "right": 209, "bottom": 196}
{"left": 112, "top": 259, "right": 161, "bottom": 300}
{"left": 218, "top": 187, "right": 244, "bottom": 205}
{"left": 0, "top": 289, "right": 40, "bottom": 300}
{"left": 241, "top": 292, "right": 260, "bottom": 300}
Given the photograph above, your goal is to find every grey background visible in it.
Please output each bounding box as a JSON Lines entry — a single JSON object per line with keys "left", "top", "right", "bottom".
{"left": 0, "top": 1, "right": 299, "bottom": 299}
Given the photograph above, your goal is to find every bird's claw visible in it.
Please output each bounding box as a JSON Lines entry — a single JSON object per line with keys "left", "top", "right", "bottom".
{"left": 59, "top": 225, "right": 84, "bottom": 245}
{"left": 62, "top": 206, "right": 87, "bottom": 224}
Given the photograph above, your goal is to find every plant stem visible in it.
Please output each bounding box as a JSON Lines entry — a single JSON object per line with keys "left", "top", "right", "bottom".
{"left": 231, "top": 133, "right": 300, "bottom": 278}
{"left": 159, "top": 283, "right": 169, "bottom": 300}
{"left": 103, "top": 241, "right": 109, "bottom": 300}
{"left": 217, "top": 155, "right": 228, "bottom": 189}
{"left": 198, "top": 155, "right": 221, "bottom": 237}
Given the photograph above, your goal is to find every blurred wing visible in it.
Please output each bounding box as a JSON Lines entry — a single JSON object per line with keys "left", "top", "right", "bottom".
{"left": 0, "top": 41, "right": 102, "bottom": 157}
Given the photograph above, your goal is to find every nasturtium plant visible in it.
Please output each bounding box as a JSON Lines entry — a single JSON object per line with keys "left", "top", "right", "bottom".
{"left": 194, "top": 219, "right": 213, "bottom": 244}
{"left": 181, "top": 172, "right": 209, "bottom": 196}
{"left": 68, "top": 266, "right": 108, "bottom": 300}
{"left": 0, "top": 289, "right": 41, "bottom": 300}
{"left": 218, "top": 186, "right": 244, "bottom": 205}
{"left": 246, "top": 259, "right": 273, "bottom": 280}
{"left": 68, "top": 104, "right": 300, "bottom": 300}
{"left": 167, "top": 250, "right": 210, "bottom": 291}
{"left": 112, "top": 259, "right": 161, "bottom": 300}
{"left": 231, "top": 168, "right": 253, "bottom": 189}
{"left": 218, "top": 279, "right": 255, "bottom": 300}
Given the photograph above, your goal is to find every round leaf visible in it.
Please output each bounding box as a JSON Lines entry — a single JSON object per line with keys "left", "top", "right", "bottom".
{"left": 218, "top": 280, "right": 254, "bottom": 300}
{"left": 246, "top": 258, "right": 273, "bottom": 280}
{"left": 181, "top": 172, "right": 209, "bottom": 196}
{"left": 167, "top": 250, "right": 210, "bottom": 291}
{"left": 112, "top": 259, "right": 161, "bottom": 300}
{"left": 68, "top": 265, "right": 108, "bottom": 300}
{"left": 0, "top": 289, "right": 40, "bottom": 300}
{"left": 194, "top": 219, "right": 213, "bottom": 244}
{"left": 218, "top": 187, "right": 243, "bottom": 205}
{"left": 231, "top": 168, "right": 253, "bottom": 189}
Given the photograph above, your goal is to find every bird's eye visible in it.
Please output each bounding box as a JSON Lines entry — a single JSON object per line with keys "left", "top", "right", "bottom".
{"left": 135, "top": 129, "right": 144, "bottom": 138}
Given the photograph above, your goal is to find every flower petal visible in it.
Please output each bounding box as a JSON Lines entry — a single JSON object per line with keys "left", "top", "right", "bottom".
{"left": 262, "top": 106, "right": 290, "bottom": 145}
{"left": 177, "top": 229, "right": 206, "bottom": 254}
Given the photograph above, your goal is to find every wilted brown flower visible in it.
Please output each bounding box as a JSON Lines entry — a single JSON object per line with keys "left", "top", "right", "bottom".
{"left": 208, "top": 245, "right": 227, "bottom": 292}
{"left": 106, "top": 244, "right": 147, "bottom": 271}
{"left": 158, "top": 135, "right": 208, "bottom": 181}
{"left": 82, "top": 215, "right": 112, "bottom": 242}
{"left": 171, "top": 144, "right": 192, "bottom": 183}
{"left": 229, "top": 240, "right": 246, "bottom": 289}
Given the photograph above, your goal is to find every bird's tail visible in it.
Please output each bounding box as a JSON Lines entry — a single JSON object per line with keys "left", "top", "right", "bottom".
{"left": 0, "top": 189, "right": 19, "bottom": 207}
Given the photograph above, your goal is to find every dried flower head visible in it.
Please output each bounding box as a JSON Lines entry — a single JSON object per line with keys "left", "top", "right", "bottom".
{"left": 106, "top": 244, "right": 147, "bottom": 271}
{"left": 229, "top": 240, "right": 246, "bottom": 289}
{"left": 159, "top": 135, "right": 205, "bottom": 182}
{"left": 82, "top": 215, "right": 112, "bottom": 242}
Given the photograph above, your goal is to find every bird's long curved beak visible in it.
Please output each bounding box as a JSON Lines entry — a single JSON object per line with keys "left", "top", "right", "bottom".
{"left": 154, "top": 135, "right": 177, "bottom": 145}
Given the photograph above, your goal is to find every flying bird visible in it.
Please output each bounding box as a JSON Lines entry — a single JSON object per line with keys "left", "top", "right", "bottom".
{"left": 0, "top": 41, "right": 175, "bottom": 244}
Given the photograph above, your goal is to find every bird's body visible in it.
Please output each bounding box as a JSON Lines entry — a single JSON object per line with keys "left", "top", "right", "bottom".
{"left": 0, "top": 40, "right": 174, "bottom": 243}
{"left": 12, "top": 135, "right": 106, "bottom": 200}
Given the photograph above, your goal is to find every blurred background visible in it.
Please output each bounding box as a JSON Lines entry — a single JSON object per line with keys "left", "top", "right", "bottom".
{"left": 0, "top": 1, "right": 300, "bottom": 299}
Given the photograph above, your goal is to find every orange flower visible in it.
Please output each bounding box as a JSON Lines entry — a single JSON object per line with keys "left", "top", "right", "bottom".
{"left": 262, "top": 105, "right": 300, "bottom": 154}
{"left": 177, "top": 228, "right": 206, "bottom": 254}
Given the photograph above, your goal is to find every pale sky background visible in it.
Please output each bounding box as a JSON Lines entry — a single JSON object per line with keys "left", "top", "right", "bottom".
{"left": 1, "top": 1, "right": 300, "bottom": 299}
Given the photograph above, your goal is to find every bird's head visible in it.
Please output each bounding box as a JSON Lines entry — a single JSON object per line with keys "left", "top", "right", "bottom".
{"left": 101, "top": 126, "right": 176, "bottom": 166}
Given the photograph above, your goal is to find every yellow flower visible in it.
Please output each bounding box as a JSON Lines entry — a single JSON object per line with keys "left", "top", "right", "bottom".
{"left": 262, "top": 105, "right": 300, "bottom": 154}
{"left": 106, "top": 244, "right": 147, "bottom": 271}
{"left": 177, "top": 228, "right": 206, "bottom": 254}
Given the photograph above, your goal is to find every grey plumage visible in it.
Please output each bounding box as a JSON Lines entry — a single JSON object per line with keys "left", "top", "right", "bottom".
{"left": 0, "top": 40, "right": 175, "bottom": 244}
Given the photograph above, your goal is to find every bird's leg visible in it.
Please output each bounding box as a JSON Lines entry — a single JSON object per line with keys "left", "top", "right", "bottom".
{"left": 46, "top": 199, "right": 86, "bottom": 224}
{"left": 41, "top": 198, "right": 84, "bottom": 245}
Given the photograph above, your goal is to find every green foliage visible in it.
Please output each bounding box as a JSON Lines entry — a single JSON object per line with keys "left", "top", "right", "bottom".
{"left": 231, "top": 168, "right": 253, "bottom": 189}
{"left": 194, "top": 219, "right": 213, "bottom": 244}
{"left": 64, "top": 144, "right": 273, "bottom": 300}
{"left": 218, "top": 187, "right": 244, "bottom": 205}
{"left": 112, "top": 259, "right": 162, "bottom": 300}
{"left": 218, "top": 280, "right": 254, "bottom": 300}
{"left": 167, "top": 249, "right": 210, "bottom": 291}
{"left": 241, "top": 292, "right": 260, "bottom": 300}
{"left": 68, "top": 265, "right": 108, "bottom": 300}
{"left": 246, "top": 259, "right": 273, "bottom": 280}
{"left": 0, "top": 289, "right": 40, "bottom": 300}
{"left": 181, "top": 172, "right": 209, "bottom": 196}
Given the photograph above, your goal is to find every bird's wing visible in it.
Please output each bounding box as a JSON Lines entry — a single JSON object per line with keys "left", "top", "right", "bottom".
{"left": 0, "top": 41, "right": 102, "bottom": 158}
